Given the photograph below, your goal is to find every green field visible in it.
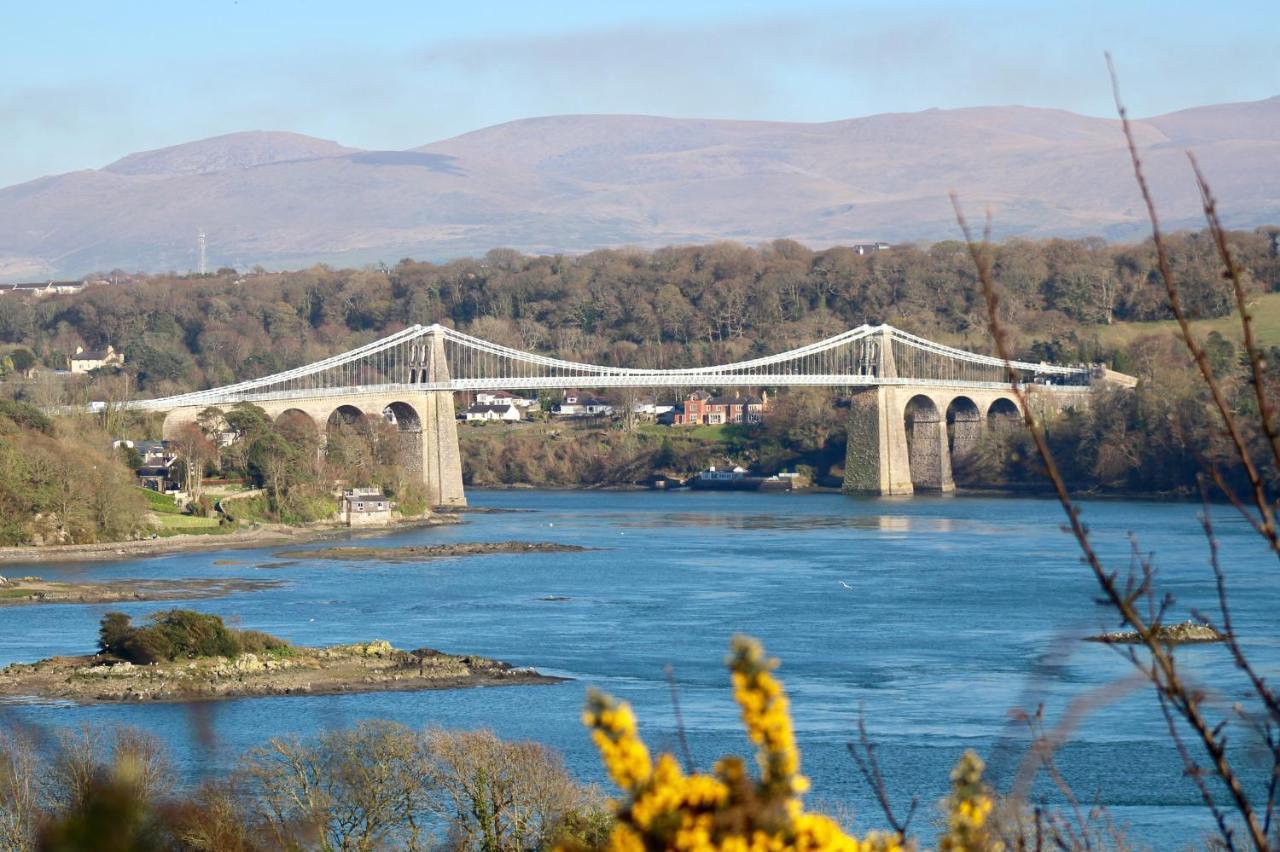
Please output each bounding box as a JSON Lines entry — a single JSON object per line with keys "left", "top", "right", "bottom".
{"left": 1088, "top": 292, "right": 1280, "bottom": 349}
{"left": 150, "top": 513, "right": 229, "bottom": 537}
{"left": 637, "top": 423, "right": 729, "bottom": 441}
{"left": 137, "top": 487, "right": 182, "bottom": 514}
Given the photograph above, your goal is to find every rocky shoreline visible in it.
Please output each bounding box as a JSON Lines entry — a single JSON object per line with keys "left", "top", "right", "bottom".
{"left": 0, "top": 514, "right": 461, "bottom": 565}
{"left": 274, "top": 541, "right": 593, "bottom": 562}
{"left": 0, "top": 640, "right": 563, "bottom": 704}
{"left": 0, "top": 576, "right": 283, "bottom": 607}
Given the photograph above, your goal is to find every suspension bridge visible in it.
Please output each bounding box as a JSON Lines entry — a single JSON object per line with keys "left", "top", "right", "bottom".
{"left": 141, "top": 324, "right": 1129, "bottom": 504}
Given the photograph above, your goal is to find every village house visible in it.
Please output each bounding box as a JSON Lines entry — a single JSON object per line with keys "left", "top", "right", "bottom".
{"left": 114, "top": 439, "right": 180, "bottom": 492}
{"left": 475, "top": 390, "right": 538, "bottom": 409}
{"left": 553, "top": 391, "right": 614, "bottom": 417}
{"left": 630, "top": 398, "right": 675, "bottom": 417}
{"left": 135, "top": 466, "right": 180, "bottom": 493}
{"left": 673, "top": 390, "right": 770, "bottom": 426}
{"left": 657, "top": 404, "right": 684, "bottom": 426}
{"left": 464, "top": 402, "right": 523, "bottom": 422}
{"left": 69, "top": 344, "right": 124, "bottom": 373}
{"left": 338, "top": 489, "right": 393, "bottom": 526}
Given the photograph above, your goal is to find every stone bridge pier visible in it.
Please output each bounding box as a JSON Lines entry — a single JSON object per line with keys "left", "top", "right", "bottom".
{"left": 163, "top": 389, "right": 465, "bottom": 508}
{"left": 842, "top": 384, "right": 1091, "bottom": 496}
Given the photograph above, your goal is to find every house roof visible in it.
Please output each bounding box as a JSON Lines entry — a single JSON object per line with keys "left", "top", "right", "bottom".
{"left": 708, "top": 394, "right": 763, "bottom": 406}
{"left": 136, "top": 466, "right": 172, "bottom": 477}
{"left": 467, "top": 403, "right": 517, "bottom": 413}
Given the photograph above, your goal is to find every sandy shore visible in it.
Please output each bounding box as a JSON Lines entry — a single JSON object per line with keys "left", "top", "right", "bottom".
{"left": 0, "top": 514, "right": 461, "bottom": 565}
{"left": 0, "top": 640, "right": 564, "bottom": 704}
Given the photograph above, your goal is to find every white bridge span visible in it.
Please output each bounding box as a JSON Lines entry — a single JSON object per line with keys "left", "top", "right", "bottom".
{"left": 140, "top": 323, "right": 1115, "bottom": 506}
{"left": 130, "top": 323, "right": 1090, "bottom": 411}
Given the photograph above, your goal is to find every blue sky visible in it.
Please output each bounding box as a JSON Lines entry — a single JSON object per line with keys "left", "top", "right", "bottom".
{"left": 2, "top": 0, "right": 1276, "bottom": 187}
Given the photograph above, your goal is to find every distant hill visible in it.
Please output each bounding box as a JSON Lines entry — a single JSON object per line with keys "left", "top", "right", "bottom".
{"left": 1, "top": 98, "right": 1277, "bottom": 280}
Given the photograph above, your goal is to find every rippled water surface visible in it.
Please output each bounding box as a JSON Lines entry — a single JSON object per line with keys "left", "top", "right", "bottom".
{"left": 3, "top": 490, "right": 1277, "bottom": 847}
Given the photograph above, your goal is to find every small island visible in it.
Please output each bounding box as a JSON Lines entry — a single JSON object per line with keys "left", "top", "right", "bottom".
{"left": 0, "top": 575, "right": 282, "bottom": 607}
{"left": 0, "top": 610, "right": 562, "bottom": 703}
{"left": 275, "top": 541, "right": 593, "bottom": 563}
{"left": 1085, "top": 620, "right": 1226, "bottom": 645}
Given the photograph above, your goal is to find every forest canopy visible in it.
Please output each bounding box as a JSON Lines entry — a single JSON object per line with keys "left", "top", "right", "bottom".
{"left": 0, "top": 229, "right": 1275, "bottom": 399}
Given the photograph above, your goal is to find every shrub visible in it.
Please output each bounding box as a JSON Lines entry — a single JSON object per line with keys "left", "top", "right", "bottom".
{"left": 97, "top": 611, "right": 287, "bottom": 664}
{"left": 0, "top": 400, "right": 52, "bottom": 435}
{"left": 237, "top": 630, "right": 290, "bottom": 655}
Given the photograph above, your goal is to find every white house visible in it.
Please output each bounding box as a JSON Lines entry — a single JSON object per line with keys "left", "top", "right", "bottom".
{"left": 70, "top": 344, "right": 124, "bottom": 373}
{"left": 476, "top": 390, "right": 538, "bottom": 409}
{"left": 631, "top": 399, "right": 675, "bottom": 416}
{"left": 553, "top": 391, "right": 613, "bottom": 417}
{"left": 464, "top": 402, "right": 523, "bottom": 422}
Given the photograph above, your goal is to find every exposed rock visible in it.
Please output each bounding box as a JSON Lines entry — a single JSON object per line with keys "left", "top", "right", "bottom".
{"left": 0, "top": 640, "right": 563, "bottom": 704}
{"left": 275, "top": 541, "right": 593, "bottom": 563}
{"left": 1085, "top": 620, "right": 1225, "bottom": 645}
{"left": 234, "top": 653, "right": 265, "bottom": 672}
{"left": 0, "top": 577, "right": 282, "bottom": 607}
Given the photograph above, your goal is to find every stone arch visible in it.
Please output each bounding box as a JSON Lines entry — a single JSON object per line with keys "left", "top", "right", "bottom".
{"left": 904, "top": 394, "right": 953, "bottom": 492}
{"left": 945, "top": 396, "right": 982, "bottom": 460}
{"left": 382, "top": 401, "right": 422, "bottom": 433}
{"left": 276, "top": 407, "right": 320, "bottom": 442}
{"left": 987, "top": 397, "right": 1020, "bottom": 428}
{"left": 383, "top": 401, "right": 425, "bottom": 482}
{"left": 275, "top": 407, "right": 315, "bottom": 427}
{"left": 327, "top": 404, "right": 366, "bottom": 429}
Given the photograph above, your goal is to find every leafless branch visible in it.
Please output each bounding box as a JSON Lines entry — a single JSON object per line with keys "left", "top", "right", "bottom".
{"left": 952, "top": 189, "right": 1269, "bottom": 849}
{"left": 846, "top": 706, "right": 917, "bottom": 838}
{"left": 664, "top": 664, "right": 696, "bottom": 774}
{"left": 1106, "top": 52, "right": 1278, "bottom": 555}
{"left": 1188, "top": 153, "right": 1280, "bottom": 481}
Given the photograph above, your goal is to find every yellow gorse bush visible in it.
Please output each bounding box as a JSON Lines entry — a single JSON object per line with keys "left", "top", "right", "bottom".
{"left": 571, "top": 635, "right": 908, "bottom": 852}
{"left": 937, "top": 751, "right": 1002, "bottom": 852}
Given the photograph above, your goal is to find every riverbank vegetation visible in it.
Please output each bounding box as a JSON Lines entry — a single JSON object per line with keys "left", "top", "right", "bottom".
{"left": 0, "top": 400, "right": 146, "bottom": 545}
{"left": 0, "top": 721, "right": 609, "bottom": 851}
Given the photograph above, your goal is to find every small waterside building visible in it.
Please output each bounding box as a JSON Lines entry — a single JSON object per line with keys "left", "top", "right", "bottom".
{"left": 339, "top": 489, "right": 393, "bottom": 527}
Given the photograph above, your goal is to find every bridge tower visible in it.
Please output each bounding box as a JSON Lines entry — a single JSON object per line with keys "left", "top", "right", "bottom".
{"left": 416, "top": 325, "right": 465, "bottom": 508}
{"left": 842, "top": 327, "right": 914, "bottom": 496}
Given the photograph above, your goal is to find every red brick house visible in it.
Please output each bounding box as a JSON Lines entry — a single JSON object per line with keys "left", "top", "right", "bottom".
{"left": 673, "top": 390, "right": 769, "bottom": 426}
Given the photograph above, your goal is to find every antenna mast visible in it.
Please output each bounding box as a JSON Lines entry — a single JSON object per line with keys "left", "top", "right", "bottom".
{"left": 197, "top": 228, "right": 207, "bottom": 275}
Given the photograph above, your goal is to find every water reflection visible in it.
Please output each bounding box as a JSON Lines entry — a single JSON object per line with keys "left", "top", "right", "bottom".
{"left": 603, "top": 512, "right": 978, "bottom": 534}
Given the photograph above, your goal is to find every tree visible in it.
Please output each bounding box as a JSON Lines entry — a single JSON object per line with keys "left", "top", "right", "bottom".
{"left": 172, "top": 422, "right": 215, "bottom": 504}
{"left": 425, "top": 727, "right": 596, "bottom": 851}
{"left": 243, "top": 721, "right": 433, "bottom": 851}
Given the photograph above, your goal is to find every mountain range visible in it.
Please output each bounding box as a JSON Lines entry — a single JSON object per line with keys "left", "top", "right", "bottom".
{"left": 1, "top": 97, "right": 1277, "bottom": 281}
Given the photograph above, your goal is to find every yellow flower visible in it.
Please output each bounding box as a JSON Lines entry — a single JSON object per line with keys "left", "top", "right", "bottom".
{"left": 566, "top": 637, "right": 902, "bottom": 852}
{"left": 939, "top": 751, "right": 1003, "bottom": 852}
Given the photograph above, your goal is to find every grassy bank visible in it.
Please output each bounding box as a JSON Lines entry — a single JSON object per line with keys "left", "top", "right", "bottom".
{"left": 1088, "top": 291, "right": 1280, "bottom": 348}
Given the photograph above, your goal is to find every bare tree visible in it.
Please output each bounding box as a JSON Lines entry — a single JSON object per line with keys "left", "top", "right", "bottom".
{"left": 425, "top": 727, "right": 596, "bottom": 851}
{"left": 0, "top": 729, "right": 40, "bottom": 852}
{"left": 242, "top": 720, "right": 434, "bottom": 851}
